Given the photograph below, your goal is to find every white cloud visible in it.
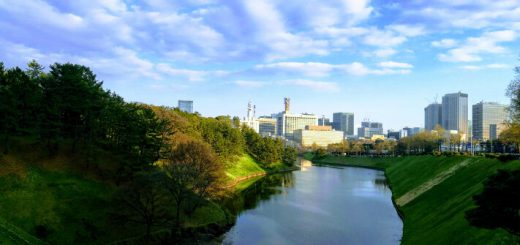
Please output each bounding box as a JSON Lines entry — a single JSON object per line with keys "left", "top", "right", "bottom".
{"left": 431, "top": 38, "right": 457, "bottom": 48}
{"left": 388, "top": 25, "right": 425, "bottom": 37}
{"left": 438, "top": 30, "right": 517, "bottom": 62}
{"left": 243, "top": 0, "right": 329, "bottom": 60}
{"left": 411, "top": 2, "right": 520, "bottom": 30}
{"left": 255, "top": 62, "right": 334, "bottom": 77}
{"left": 234, "top": 80, "right": 267, "bottom": 88}
{"left": 363, "top": 28, "right": 407, "bottom": 47}
{"left": 460, "top": 63, "right": 510, "bottom": 70}
{"left": 0, "top": 1, "right": 85, "bottom": 31}
{"left": 256, "top": 61, "right": 413, "bottom": 77}
{"left": 156, "top": 63, "right": 206, "bottom": 81}
{"left": 341, "top": 0, "right": 373, "bottom": 24}
{"left": 281, "top": 79, "right": 339, "bottom": 91}
{"left": 378, "top": 61, "right": 413, "bottom": 69}
{"left": 372, "top": 48, "right": 397, "bottom": 58}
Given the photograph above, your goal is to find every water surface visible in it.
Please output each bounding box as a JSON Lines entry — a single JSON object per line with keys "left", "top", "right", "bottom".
{"left": 222, "top": 161, "right": 402, "bottom": 244}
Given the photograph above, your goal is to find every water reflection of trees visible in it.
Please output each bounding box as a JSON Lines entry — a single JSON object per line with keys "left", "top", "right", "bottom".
{"left": 221, "top": 173, "right": 295, "bottom": 217}
{"left": 373, "top": 172, "right": 389, "bottom": 191}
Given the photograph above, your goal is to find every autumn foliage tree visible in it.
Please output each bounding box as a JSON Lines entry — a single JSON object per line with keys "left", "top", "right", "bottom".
{"left": 162, "top": 140, "right": 224, "bottom": 227}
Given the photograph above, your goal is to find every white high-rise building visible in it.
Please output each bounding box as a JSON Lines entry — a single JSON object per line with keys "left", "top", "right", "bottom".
{"left": 276, "top": 98, "right": 318, "bottom": 140}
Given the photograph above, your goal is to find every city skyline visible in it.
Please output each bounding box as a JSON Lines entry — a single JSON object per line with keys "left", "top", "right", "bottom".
{"left": 1, "top": 1, "right": 518, "bottom": 130}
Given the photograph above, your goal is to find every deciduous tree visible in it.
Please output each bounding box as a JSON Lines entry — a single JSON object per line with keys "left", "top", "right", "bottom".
{"left": 162, "top": 140, "right": 224, "bottom": 228}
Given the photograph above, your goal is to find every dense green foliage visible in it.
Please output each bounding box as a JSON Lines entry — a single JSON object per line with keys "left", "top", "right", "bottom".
{"left": 507, "top": 65, "right": 520, "bottom": 123}
{"left": 466, "top": 170, "right": 520, "bottom": 236}
{"left": 309, "top": 154, "right": 520, "bottom": 244}
{"left": 0, "top": 60, "right": 296, "bottom": 243}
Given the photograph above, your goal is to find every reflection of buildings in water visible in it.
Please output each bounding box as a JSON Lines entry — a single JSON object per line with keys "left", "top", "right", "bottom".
{"left": 299, "top": 158, "right": 313, "bottom": 171}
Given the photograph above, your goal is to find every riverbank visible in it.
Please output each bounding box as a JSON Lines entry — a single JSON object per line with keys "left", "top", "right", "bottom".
{"left": 0, "top": 148, "right": 295, "bottom": 244}
{"left": 304, "top": 153, "right": 520, "bottom": 244}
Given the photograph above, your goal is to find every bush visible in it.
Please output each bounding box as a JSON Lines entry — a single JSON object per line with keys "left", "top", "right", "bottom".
{"left": 497, "top": 154, "right": 518, "bottom": 162}
{"left": 34, "top": 224, "right": 51, "bottom": 239}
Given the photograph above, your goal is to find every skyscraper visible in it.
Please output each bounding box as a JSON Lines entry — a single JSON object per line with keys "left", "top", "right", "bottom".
{"left": 472, "top": 102, "right": 508, "bottom": 141}
{"left": 442, "top": 92, "right": 468, "bottom": 139}
{"left": 332, "top": 112, "right": 354, "bottom": 136}
{"left": 178, "top": 100, "right": 193, "bottom": 113}
{"left": 424, "top": 103, "right": 442, "bottom": 131}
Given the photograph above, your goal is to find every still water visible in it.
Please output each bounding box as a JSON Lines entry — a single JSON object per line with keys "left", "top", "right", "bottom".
{"left": 222, "top": 160, "right": 403, "bottom": 245}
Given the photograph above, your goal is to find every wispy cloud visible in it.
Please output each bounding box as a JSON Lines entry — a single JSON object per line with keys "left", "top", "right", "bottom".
{"left": 459, "top": 63, "right": 510, "bottom": 71}
{"left": 438, "top": 30, "right": 517, "bottom": 62}
{"left": 234, "top": 80, "right": 267, "bottom": 88}
{"left": 280, "top": 79, "right": 339, "bottom": 91}
{"left": 378, "top": 61, "right": 413, "bottom": 69}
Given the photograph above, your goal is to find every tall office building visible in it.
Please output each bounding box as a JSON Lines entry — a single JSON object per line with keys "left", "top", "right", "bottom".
{"left": 442, "top": 92, "right": 468, "bottom": 139}
{"left": 178, "top": 100, "right": 193, "bottom": 113}
{"left": 387, "top": 130, "right": 401, "bottom": 140}
{"left": 332, "top": 112, "right": 355, "bottom": 136}
{"left": 425, "top": 103, "right": 442, "bottom": 131}
{"left": 276, "top": 98, "right": 318, "bottom": 140}
{"left": 472, "top": 102, "right": 508, "bottom": 141}
{"left": 318, "top": 117, "right": 331, "bottom": 126}
{"left": 357, "top": 121, "right": 383, "bottom": 138}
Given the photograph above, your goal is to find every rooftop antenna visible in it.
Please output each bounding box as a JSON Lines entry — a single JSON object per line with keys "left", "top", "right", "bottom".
{"left": 247, "top": 100, "right": 252, "bottom": 120}
{"left": 284, "top": 97, "right": 290, "bottom": 113}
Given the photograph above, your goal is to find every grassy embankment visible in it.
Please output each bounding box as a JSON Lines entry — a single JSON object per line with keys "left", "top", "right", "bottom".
{"left": 0, "top": 142, "right": 274, "bottom": 244}
{"left": 305, "top": 153, "right": 520, "bottom": 244}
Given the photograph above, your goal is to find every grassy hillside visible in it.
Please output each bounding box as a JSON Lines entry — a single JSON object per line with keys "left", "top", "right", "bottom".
{"left": 0, "top": 147, "right": 270, "bottom": 244}
{"left": 308, "top": 154, "right": 520, "bottom": 244}
{"left": 225, "top": 154, "right": 266, "bottom": 181}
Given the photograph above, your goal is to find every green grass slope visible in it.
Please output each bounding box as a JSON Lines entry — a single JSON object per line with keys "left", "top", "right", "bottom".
{"left": 309, "top": 154, "right": 520, "bottom": 244}
{"left": 0, "top": 166, "right": 130, "bottom": 244}
{"left": 225, "top": 154, "right": 265, "bottom": 181}
{"left": 0, "top": 150, "right": 268, "bottom": 243}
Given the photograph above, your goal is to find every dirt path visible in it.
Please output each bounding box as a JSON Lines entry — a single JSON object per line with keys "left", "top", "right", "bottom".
{"left": 395, "top": 159, "right": 472, "bottom": 207}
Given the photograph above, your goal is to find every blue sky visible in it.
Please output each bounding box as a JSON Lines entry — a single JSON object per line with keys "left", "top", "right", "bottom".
{"left": 1, "top": 0, "right": 519, "bottom": 130}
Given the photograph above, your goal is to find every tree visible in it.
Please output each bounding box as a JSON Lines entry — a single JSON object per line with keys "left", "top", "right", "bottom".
{"left": 41, "top": 63, "right": 108, "bottom": 151}
{"left": 507, "top": 65, "right": 520, "bottom": 123}
{"left": 313, "top": 147, "right": 327, "bottom": 160}
{"left": 26, "top": 59, "right": 45, "bottom": 79}
{"left": 500, "top": 124, "right": 520, "bottom": 152}
{"left": 114, "top": 170, "right": 171, "bottom": 242}
{"left": 162, "top": 140, "right": 224, "bottom": 228}
{"left": 282, "top": 146, "right": 297, "bottom": 166}
{"left": 200, "top": 117, "right": 244, "bottom": 160}
{"left": 0, "top": 67, "right": 42, "bottom": 152}
{"left": 465, "top": 169, "right": 520, "bottom": 236}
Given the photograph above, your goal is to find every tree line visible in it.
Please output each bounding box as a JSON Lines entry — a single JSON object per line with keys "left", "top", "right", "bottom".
{"left": 0, "top": 60, "right": 297, "bottom": 242}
